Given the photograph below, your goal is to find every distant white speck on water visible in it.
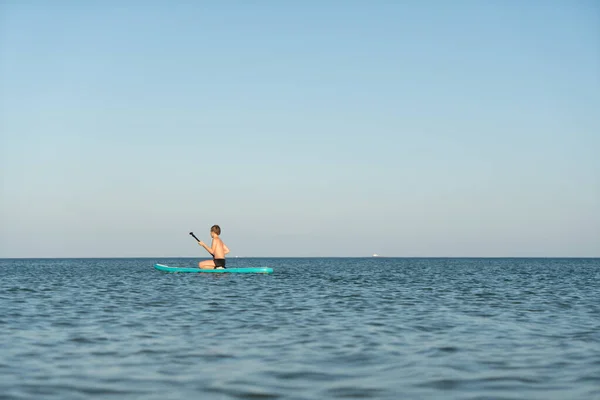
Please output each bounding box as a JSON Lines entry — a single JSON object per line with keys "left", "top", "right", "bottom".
{"left": 372, "top": 253, "right": 379, "bottom": 257}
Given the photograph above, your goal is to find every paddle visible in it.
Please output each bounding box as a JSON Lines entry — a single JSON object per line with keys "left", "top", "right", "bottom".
{"left": 189, "top": 232, "right": 201, "bottom": 242}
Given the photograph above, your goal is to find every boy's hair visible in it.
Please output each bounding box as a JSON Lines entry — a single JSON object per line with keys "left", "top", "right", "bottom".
{"left": 211, "top": 225, "right": 221, "bottom": 235}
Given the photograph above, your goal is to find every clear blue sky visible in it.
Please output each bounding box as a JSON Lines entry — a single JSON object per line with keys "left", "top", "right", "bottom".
{"left": 1, "top": 1, "right": 598, "bottom": 258}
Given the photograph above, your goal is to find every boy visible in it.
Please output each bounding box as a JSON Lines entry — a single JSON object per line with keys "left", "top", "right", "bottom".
{"left": 197, "top": 225, "right": 230, "bottom": 269}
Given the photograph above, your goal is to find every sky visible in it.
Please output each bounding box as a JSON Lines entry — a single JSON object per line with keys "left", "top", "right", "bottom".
{"left": 1, "top": 1, "right": 599, "bottom": 258}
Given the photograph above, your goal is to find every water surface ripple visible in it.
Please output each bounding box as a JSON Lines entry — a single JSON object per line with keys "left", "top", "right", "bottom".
{"left": 1, "top": 258, "right": 599, "bottom": 399}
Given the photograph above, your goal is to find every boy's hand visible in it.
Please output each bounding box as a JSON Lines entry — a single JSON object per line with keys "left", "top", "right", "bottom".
{"left": 198, "top": 241, "right": 205, "bottom": 247}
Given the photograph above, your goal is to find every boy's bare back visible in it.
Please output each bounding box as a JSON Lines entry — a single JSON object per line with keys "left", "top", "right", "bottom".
{"left": 211, "top": 236, "right": 227, "bottom": 259}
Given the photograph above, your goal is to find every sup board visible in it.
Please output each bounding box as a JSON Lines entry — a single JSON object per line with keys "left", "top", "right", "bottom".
{"left": 154, "top": 263, "right": 273, "bottom": 274}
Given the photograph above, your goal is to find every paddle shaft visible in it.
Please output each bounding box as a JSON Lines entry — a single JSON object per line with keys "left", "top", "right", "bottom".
{"left": 189, "top": 232, "right": 201, "bottom": 242}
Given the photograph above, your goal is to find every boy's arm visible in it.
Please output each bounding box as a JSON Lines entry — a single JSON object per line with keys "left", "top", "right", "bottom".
{"left": 223, "top": 243, "right": 230, "bottom": 255}
{"left": 198, "top": 240, "right": 214, "bottom": 256}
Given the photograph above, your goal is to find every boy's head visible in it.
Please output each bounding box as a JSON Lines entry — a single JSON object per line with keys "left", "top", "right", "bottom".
{"left": 210, "top": 225, "right": 221, "bottom": 237}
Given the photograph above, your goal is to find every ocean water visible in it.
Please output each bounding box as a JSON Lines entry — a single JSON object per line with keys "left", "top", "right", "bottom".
{"left": 0, "top": 258, "right": 599, "bottom": 400}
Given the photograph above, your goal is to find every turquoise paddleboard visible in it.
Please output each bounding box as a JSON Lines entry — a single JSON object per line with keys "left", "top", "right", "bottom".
{"left": 154, "top": 263, "right": 273, "bottom": 274}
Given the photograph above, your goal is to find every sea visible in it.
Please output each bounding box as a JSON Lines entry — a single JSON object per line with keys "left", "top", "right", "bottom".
{"left": 0, "top": 257, "right": 598, "bottom": 400}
